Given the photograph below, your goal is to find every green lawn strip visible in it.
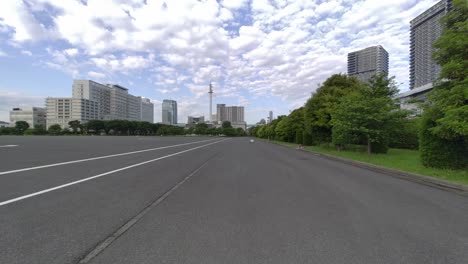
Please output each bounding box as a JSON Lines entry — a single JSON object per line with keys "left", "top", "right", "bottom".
{"left": 267, "top": 140, "right": 468, "bottom": 185}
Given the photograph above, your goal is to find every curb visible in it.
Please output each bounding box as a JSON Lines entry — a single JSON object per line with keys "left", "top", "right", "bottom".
{"left": 265, "top": 140, "right": 468, "bottom": 195}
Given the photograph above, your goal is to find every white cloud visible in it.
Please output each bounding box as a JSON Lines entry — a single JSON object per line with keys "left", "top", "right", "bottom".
{"left": 64, "top": 48, "right": 79, "bottom": 57}
{"left": 88, "top": 71, "right": 106, "bottom": 79}
{"left": 221, "top": 0, "right": 249, "bottom": 10}
{"left": 156, "top": 87, "right": 180, "bottom": 94}
{"left": 0, "top": 0, "right": 53, "bottom": 42}
{"left": 21, "top": 50, "right": 32, "bottom": 56}
{"left": 0, "top": 50, "right": 6, "bottom": 57}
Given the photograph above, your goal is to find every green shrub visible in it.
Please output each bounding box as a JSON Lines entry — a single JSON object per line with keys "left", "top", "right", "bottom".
{"left": 370, "top": 141, "right": 389, "bottom": 154}
{"left": 389, "top": 118, "right": 419, "bottom": 150}
{"left": 420, "top": 115, "right": 468, "bottom": 169}
{"left": 23, "top": 129, "right": 35, "bottom": 135}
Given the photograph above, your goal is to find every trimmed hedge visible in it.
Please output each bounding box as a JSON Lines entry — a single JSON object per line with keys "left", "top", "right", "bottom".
{"left": 420, "top": 115, "right": 468, "bottom": 169}
{"left": 389, "top": 118, "right": 419, "bottom": 150}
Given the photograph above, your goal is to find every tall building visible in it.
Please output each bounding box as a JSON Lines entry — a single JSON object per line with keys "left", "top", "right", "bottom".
{"left": 106, "top": 84, "right": 129, "bottom": 120}
{"left": 9, "top": 107, "right": 46, "bottom": 128}
{"left": 409, "top": 0, "right": 451, "bottom": 89}
{"left": 226, "top": 106, "right": 244, "bottom": 122}
{"left": 127, "top": 94, "right": 142, "bottom": 121}
{"left": 72, "top": 80, "right": 111, "bottom": 118}
{"left": 45, "top": 98, "right": 98, "bottom": 129}
{"left": 46, "top": 80, "right": 150, "bottom": 129}
{"left": 141, "top": 98, "right": 154, "bottom": 123}
{"left": 347, "top": 45, "right": 389, "bottom": 83}
{"left": 216, "top": 104, "right": 226, "bottom": 123}
{"left": 268, "top": 111, "right": 273, "bottom": 124}
{"left": 72, "top": 80, "right": 149, "bottom": 121}
{"left": 216, "top": 104, "right": 245, "bottom": 123}
{"left": 162, "top": 100, "right": 177, "bottom": 125}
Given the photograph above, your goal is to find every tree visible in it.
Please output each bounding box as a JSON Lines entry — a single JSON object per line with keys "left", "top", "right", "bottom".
{"left": 248, "top": 126, "right": 259, "bottom": 136}
{"left": 15, "top": 121, "right": 29, "bottom": 135}
{"left": 256, "top": 125, "right": 265, "bottom": 138}
{"left": 222, "top": 127, "right": 237, "bottom": 136}
{"left": 0, "top": 127, "right": 15, "bottom": 135}
{"left": 68, "top": 120, "right": 81, "bottom": 134}
{"left": 222, "top": 121, "right": 232, "bottom": 129}
{"left": 236, "top": 127, "right": 245, "bottom": 136}
{"left": 207, "top": 127, "right": 217, "bottom": 136}
{"left": 194, "top": 123, "right": 208, "bottom": 135}
{"left": 331, "top": 74, "right": 406, "bottom": 154}
{"left": 419, "top": 0, "right": 468, "bottom": 169}
{"left": 48, "top": 124, "right": 62, "bottom": 135}
{"left": 275, "top": 117, "right": 290, "bottom": 142}
{"left": 32, "top": 125, "right": 47, "bottom": 135}
{"left": 304, "top": 74, "right": 363, "bottom": 144}
{"left": 87, "top": 120, "right": 105, "bottom": 134}
{"left": 389, "top": 118, "right": 420, "bottom": 150}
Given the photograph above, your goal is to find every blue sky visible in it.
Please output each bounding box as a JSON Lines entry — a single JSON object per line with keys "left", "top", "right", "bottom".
{"left": 0, "top": 0, "right": 438, "bottom": 123}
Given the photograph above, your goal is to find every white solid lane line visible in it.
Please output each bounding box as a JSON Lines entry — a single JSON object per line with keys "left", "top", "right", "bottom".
{"left": 0, "top": 138, "right": 216, "bottom": 176}
{"left": 0, "top": 145, "right": 18, "bottom": 148}
{"left": 0, "top": 139, "right": 228, "bottom": 207}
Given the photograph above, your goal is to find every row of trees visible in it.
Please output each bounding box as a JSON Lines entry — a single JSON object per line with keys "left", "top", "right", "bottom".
{"left": 187, "top": 121, "right": 245, "bottom": 136}
{"left": 0, "top": 120, "right": 245, "bottom": 137}
{"left": 250, "top": 74, "right": 414, "bottom": 154}
{"left": 250, "top": 0, "right": 467, "bottom": 169}
{"left": 0, "top": 121, "right": 48, "bottom": 135}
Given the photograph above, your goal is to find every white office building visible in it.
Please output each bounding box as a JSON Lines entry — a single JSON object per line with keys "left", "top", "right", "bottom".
{"left": 73, "top": 80, "right": 111, "bottom": 118}
{"left": 141, "top": 98, "right": 154, "bottom": 123}
{"left": 71, "top": 80, "right": 151, "bottom": 121}
{"left": 9, "top": 107, "right": 46, "bottom": 128}
{"left": 46, "top": 98, "right": 99, "bottom": 129}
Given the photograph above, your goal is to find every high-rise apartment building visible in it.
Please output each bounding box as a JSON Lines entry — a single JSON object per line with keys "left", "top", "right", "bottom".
{"left": 409, "top": 0, "right": 451, "bottom": 89}
{"left": 226, "top": 106, "right": 244, "bottom": 123}
{"left": 45, "top": 98, "right": 98, "bottom": 129}
{"left": 216, "top": 104, "right": 245, "bottom": 123}
{"left": 9, "top": 107, "right": 46, "bottom": 128}
{"left": 162, "top": 100, "right": 177, "bottom": 125}
{"left": 141, "top": 98, "right": 154, "bottom": 123}
{"left": 216, "top": 104, "right": 226, "bottom": 123}
{"left": 347, "top": 45, "right": 389, "bottom": 83}
{"left": 268, "top": 111, "right": 273, "bottom": 124}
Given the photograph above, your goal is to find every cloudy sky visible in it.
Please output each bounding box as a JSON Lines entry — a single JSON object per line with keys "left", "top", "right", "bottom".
{"left": 0, "top": 0, "right": 438, "bottom": 124}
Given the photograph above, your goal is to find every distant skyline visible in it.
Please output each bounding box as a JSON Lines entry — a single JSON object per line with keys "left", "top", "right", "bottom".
{"left": 0, "top": 0, "right": 440, "bottom": 123}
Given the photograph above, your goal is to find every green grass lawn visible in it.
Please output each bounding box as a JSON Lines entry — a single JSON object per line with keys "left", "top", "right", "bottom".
{"left": 269, "top": 140, "right": 468, "bottom": 185}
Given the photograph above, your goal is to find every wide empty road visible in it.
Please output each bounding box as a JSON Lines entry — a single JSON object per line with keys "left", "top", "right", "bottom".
{"left": 0, "top": 136, "right": 467, "bottom": 264}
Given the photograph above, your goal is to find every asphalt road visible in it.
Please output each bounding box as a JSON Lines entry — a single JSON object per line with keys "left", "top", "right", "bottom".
{"left": 0, "top": 136, "right": 467, "bottom": 264}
